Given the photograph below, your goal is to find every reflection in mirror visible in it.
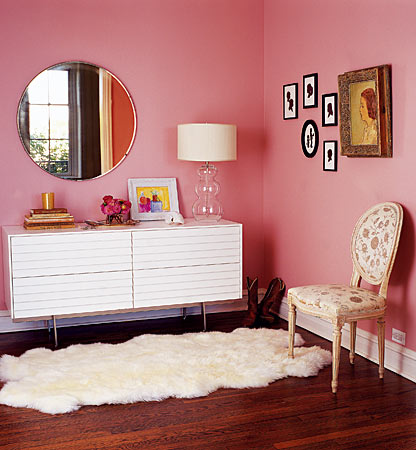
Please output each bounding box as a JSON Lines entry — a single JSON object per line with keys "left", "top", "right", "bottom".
{"left": 18, "top": 62, "right": 136, "bottom": 180}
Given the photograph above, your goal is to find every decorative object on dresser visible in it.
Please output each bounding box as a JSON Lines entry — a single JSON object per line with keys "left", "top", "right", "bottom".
{"left": 24, "top": 193, "right": 74, "bottom": 230}
{"left": 177, "top": 123, "right": 237, "bottom": 223}
{"left": 164, "top": 211, "right": 184, "bottom": 225}
{"left": 128, "top": 178, "right": 179, "bottom": 221}
{"left": 3, "top": 220, "right": 242, "bottom": 346}
{"left": 301, "top": 119, "right": 319, "bottom": 158}
{"left": 323, "top": 141, "right": 338, "bottom": 171}
{"left": 338, "top": 65, "right": 392, "bottom": 157}
{"left": 0, "top": 328, "right": 331, "bottom": 414}
{"left": 283, "top": 82, "right": 298, "bottom": 120}
{"left": 100, "top": 195, "right": 131, "bottom": 224}
{"left": 303, "top": 73, "right": 318, "bottom": 108}
{"left": 322, "top": 93, "right": 338, "bottom": 127}
{"left": 287, "top": 202, "right": 403, "bottom": 393}
{"left": 17, "top": 61, "right": 136, "bottom": 180}
{"left": 41, "top": 192, "right": 55, "bottom": 209}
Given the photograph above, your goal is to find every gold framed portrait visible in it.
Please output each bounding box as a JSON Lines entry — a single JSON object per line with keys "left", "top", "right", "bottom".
{"left": 338, "top": 65, "right": 391, "bottom": 157}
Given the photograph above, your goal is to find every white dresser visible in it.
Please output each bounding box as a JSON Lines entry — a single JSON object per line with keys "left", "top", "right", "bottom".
{"left": 2, "top": 220, "right": 242, "bottom": 329}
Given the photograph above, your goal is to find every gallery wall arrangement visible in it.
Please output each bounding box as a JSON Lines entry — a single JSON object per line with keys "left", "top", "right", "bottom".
{"left": 282, "top": 64, "right": 392, "bottom": 173}
{"left": 283, "top": 72, "right": 338, "bottom": 172}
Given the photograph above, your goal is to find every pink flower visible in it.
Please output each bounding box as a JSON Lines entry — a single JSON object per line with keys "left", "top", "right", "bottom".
{"left": 121, "top": 200, "right": 131, "bottom": 214}
{"left": 112, "top": 200, "right": 122, "bottom": 214}
{"left": 101, "top": 195, "right": 131, "bottom": 218}
{"left": 102, "top": 203, "right": 114, "bottom": 215}
{"left": 101, "top": 195, "right": 114, "bottom": 214}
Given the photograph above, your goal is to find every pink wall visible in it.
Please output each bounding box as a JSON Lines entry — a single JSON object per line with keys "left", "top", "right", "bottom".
{"left": 0, "top": 0, "right": 264, "bottom": 308}
{"left": 264, "top": 0, "right": 416, "bottom": 351}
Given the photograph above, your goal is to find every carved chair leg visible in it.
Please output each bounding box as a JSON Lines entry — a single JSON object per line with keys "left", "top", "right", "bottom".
{"left": 377, "top": 317, "right": 385, "bottom": 379}
{"left": 331, "top": 323, "right": 343, "bottom": 394}
{"left": 288, "top": 302, "right": 297, "bottom": 358}
{"left": 349, "top": 321, "right": 357, "bottom": 364}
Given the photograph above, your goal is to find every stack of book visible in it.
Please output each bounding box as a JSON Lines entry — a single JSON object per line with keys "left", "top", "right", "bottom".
{"left": 24, "top": 208, "right": 75, "bottom": 230}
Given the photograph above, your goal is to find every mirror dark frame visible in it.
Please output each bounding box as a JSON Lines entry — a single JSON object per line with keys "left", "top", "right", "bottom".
{"left": 17, "top": 61, "right": 137, "bottom": 180}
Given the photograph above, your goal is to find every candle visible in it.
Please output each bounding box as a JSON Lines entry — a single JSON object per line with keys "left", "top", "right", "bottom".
{"left": 42, "top": 192, "right": 55, "bottom": 210}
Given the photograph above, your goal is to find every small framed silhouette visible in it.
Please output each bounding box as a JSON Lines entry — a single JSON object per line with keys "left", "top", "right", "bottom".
{"left": 283, "top": 82, "right": 298, "bottom": 120}
{"left": 322, "top": 93, "right": 338, "bottom": 126}
{"left": 323, "top": 141, "right": 338, "bottom": 171}
{"left": 303, "top": 73, "right": 318, "bottom": 108}
{"left": 301, "top": 120, "right": 319, "bottom": 158}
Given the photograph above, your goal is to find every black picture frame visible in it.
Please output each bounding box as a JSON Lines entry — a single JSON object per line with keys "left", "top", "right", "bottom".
{"left": 283, "top": 83, "right": 298, "bottom": 120}
{"left": 303, "top": 73, "right": 318, "bottom": 108}
{"left": 301, "top": 120, "right": 319, "bottom": 158}
{"left": 323, "top": 141, "right": 338, "bottom": 171}
{"left": 322, "top": 93, "right": 338, "bottom": 126}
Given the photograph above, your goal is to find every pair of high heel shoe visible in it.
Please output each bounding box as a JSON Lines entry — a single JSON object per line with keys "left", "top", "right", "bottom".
{"left": 242, "top": 277, "right": 286, "bottom": 327}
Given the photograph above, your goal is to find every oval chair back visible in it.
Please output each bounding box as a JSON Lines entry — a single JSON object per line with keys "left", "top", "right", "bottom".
{"left": 350, "top": 202, "right": 403, "bottom": 298}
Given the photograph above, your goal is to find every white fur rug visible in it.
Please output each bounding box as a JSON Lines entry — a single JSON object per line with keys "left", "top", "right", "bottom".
{"left": 0, "top": 328, "right": 331, "bottom": 414}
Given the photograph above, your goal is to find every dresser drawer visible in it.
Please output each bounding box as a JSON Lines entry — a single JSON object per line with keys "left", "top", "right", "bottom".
{"left": 12, "top": 271, "right": 133, "bottom": 319}
{"left": 133, "top": 263, "right": 241, "bottom": 308}
{"left": 132, "top": 225, "right": 241, "bottom": 270}
{"left": 10, "top": 232, "right": 131, "bottom": 277}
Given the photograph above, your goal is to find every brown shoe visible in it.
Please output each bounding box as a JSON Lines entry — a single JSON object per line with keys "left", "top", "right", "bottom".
{"left": 258, "top": 278, "right": 285, "bottom": 323}
{"left": 242, "top": 277, "right": 258, "bottom": 327}
{"left": 268, "top": 279, "right": 286, "bottom": 318}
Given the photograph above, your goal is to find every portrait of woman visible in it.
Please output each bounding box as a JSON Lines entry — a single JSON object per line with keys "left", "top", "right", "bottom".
{"left": 338, "top": 65, "right": 391, "bottom": 157}
{"left": 359, "top": 88, "right": 378, "bottom": 145}
{"left": 349, "top": 80, "right": 379, "bottom": 146}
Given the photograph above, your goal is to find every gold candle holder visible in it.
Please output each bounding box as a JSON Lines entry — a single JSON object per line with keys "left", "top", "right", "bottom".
{"left": 42, "top": 192, "right": 55, "bottom": 210}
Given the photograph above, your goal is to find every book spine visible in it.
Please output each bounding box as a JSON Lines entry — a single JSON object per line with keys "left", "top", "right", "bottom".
{"left": 30, "top": 208, "right": 68, "bottom": 214}
{"left": 29, "top": 213, "right": 71, "bottom": 219}
{"left": 24, "top": 224, "right": 76, "bottom": 230}
{"left": 24, "top": 217, "right": 75, "bottom": 224}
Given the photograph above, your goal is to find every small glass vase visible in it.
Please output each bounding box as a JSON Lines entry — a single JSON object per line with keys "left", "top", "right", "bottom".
{"left": 106, "top": 213, "right": 123, "bottom": 225}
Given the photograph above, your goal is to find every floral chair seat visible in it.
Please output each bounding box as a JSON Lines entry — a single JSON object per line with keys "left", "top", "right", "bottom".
{"left": 288, "top": 284, "right": 385, "bottom": 315}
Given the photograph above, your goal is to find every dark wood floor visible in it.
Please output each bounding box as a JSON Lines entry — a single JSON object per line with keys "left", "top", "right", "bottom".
{"left": 0, "top": 311, "right": 415, "bottom": 450}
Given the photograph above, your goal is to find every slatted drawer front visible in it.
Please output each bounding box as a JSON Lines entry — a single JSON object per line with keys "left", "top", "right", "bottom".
{"left": 12, "top": 271, "right": 133, "bottom": 319}
{"left": 132, "top": 226, "right": 241, "bottom": 270}
{"left": 133, "top": 263, "right": 241, "bottom": 308}
{"left": 11, "top": 232, "right": 131, "bottom": 277}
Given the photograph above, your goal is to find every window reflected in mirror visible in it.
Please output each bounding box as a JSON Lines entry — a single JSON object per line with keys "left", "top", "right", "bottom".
{"left": 18, "top": 62, "right": 136, "bottom": 180}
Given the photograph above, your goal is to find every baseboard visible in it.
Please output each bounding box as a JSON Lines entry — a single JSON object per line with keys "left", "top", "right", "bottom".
{"left": 278, "top": 296, "right": 416, "bottom": 384}
{"left": 0, "top": 298, "right": 247, "bottom": 333}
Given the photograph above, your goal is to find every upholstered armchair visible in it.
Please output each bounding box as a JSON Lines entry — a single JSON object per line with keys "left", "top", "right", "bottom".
{"left": 287, "top": 202, "right": 403, "bottom": 393}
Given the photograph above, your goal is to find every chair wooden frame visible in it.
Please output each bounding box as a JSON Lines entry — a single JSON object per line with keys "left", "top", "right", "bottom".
{"left": 287, "top": 202, "right": 403, "bottom": 393}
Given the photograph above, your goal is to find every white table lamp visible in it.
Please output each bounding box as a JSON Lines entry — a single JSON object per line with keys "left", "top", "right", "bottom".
{"left": 178, "top": 123, "right": 237, "bottom": 222}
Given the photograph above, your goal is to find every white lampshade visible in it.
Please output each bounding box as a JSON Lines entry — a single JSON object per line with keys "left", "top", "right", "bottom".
{"left": 177, "top": 123, "right": 237, "bottom": 162}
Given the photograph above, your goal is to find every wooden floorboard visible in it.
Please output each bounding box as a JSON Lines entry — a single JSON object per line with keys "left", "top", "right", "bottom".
{"left": 0, "top": 311, "right": 415, "bottom": 450}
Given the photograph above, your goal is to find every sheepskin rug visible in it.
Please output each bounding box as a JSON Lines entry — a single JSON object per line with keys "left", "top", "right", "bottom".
{"left": 0, "top": 328, "right": 331, "bottom": 415}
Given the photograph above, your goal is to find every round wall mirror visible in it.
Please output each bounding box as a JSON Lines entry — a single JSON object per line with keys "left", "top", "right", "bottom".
{"left": 17, "top": 61, "right": 136, "bottom": 180}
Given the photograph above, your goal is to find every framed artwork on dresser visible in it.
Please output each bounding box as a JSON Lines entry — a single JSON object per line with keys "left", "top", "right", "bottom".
{"left": 128, "top": 178, "right": 179, "bottom": 220}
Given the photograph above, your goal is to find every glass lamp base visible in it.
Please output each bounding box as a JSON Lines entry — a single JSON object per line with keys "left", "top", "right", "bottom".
{"left": 192, "top": 163, "right": 223, "bottom": 223}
